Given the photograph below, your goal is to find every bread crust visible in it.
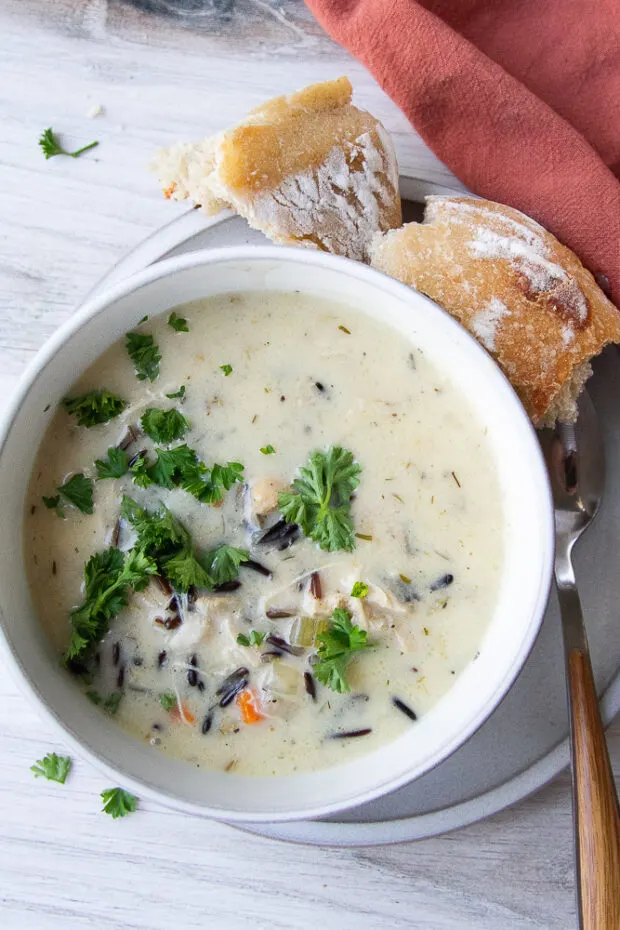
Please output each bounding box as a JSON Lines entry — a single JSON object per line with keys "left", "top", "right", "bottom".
{"left": 152, "top": 77, "right": 401, "bottom": 262}
{"left": 371, "top": 196, "right": 620, "bottom": 424}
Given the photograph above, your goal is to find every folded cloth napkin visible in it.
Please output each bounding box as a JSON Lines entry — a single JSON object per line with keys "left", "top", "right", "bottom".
{"left": 305, "top": 0, "right": 620, "bottom": 303}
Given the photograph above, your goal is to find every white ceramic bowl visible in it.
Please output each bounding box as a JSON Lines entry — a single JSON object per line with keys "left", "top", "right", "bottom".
{"left": 0, "top": 247, "right": 554, "bottom": 823}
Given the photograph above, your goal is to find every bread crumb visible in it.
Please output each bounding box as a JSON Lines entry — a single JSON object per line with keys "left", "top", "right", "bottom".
{"left": 86, "top": 103, "right": 104, "bottom": 119}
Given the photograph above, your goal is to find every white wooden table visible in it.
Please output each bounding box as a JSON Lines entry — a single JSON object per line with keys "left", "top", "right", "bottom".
{"left": 1, "top": 3, "right": 618, "bottom": 928}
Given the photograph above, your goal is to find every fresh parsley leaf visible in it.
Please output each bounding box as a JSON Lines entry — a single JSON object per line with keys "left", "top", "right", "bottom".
{"left": 43, "top": 494, "right": 64, "bottom": 517}
{"left": 120, "top": 497, "right": 205, "bottom": 592}
{"left": 65, "top": 546, "right": 157, "bottom": 662}
{"left": 63, "top": 390, "right": 126, "bottom": 428}
{"left": 201, "top": 545, "right": 248, "bottom": 586}
{"left": 168, "top": 312, "right": 188, "bottom": 332}
{"left": 128, "top": 454, "right": 152, "bottom": 488}
{"left": 42, "top": 495, "right": 61, "bottom": 509}
{"left": 237, "top": 630, "right": 266, "bottom": 648}
{"left": 351, "top": 581, "right": 369, "bottom": 599}
{"left": 30, "top": 752, "right": 72, "bottom": 784}
{"left": 95, "top": 447, "right": 129, "bottom": 480}
{"left": 220, "top": 364, "right": 232, "bottom": 376}
{"left": 104, "top": 692, "right": 122, "bottom": 715}
{"left": 128, "top": 443, "right": 243, "bottom": 506}
{"left": 210, "top": 462, "right": 244, "bottom": 491}
{"left": 126, "top": 331, "right": 161, "bottom": 382}
{"left": 313, "top": 608, "right": 371, "bottom": 694}
{"left": 140, "top": 408, "right": 189, "bottom": 444}
{"left": 148, "top": 444, "right": 199, "bottom": 489}
{"left": 58, "top": 473, "right": 94, "bottom": 514}
{"left": 159, "top": 692, "right": 177, "bottom": 711}
{"left": 165, "top": 385, "right": 186, "bottom": 400}
{"left": 278, "top": 446, "right": 361, "bottom": 552}
{"left": 260, "top": 445, "right": 276, "bottom": 455}
{"left": 100, "top": 787, "right": 138, "bottom": 818}
{"left": 161, "top": 549, "right": 212, "bottom": 593}
{"left": 87, "top": 691, "right": 122, "bottom": 714}
{"left": 39, "top": 127, "right": 99, "bottom": 159}
{"left": 120, "top": 497, "right": 190, "bottom": 555}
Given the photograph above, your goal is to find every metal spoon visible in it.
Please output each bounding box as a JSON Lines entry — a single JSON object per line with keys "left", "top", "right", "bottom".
{"left": 541, "top": 392, "right": 620, "bottom": 929}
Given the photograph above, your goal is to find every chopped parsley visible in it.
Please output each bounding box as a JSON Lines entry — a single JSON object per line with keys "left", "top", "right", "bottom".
{"left": 95, "top": 447, "right": 129, "bottom": 480}
{"left": 220, "top": 364, "right": 232, "bottom": 376}
{"left": 278, "top": 446, "right": 361, "bottom": 552}
{"left": 201, "top": 545, "right": 249, "bottom": 587}
{"left": 30, "top": 752, "right": 72, "bottom": 784}
{"left": 42, "top": 494, "right": 63, "bottom": 517}
{"left": 168, "top": 312, "right": 188, "bottom": 332}
{"left": 100, "top": 787, "right": 138, "bottom": 818}
{"left": 351, "top": 581, "right": 369, "bottom": 599}
{"left": 63, "top": 390, "right": 126, "bottom": 428}
{"left": 237, "top": 630, "right": 266, "bottom": 648}
{"left": 159, "top": 692, "right": 177, "bottom": 712}
{"left": 129, "top": 443, "right": 243, "bottom": 505}
{"left": 125, "top": 331, "right": 161, "bottom": 382}
{"left": 140, "top": 408, "right": 189, "bottom": 444}
{"left": 87, "top": 691, "right": 122, "bottom": 714}
{"left": 38, "top": 127, "right": 99, "bottom": 159}
{"left": 313, "top": 608, "right": 371, "bottom": 694}
{"left": 165, "top": 385, "right": 186, "bottom": 400}
{"left": 58, "top": 473, "right": 94, "bottom": 514}
{"left": 65, "top": 547, "right": 157, "bottom": 662}
{"left": 120, "top": 497, "right": 248, "bottom": 592}
{"left": 260, "top": 445, "right": 276, "bottom": 455}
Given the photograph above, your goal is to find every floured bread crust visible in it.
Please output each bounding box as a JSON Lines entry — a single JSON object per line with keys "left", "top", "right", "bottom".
{"left": 371, "top": 197, "right": 620, "bottom": 425}
{"left": 152, "top": 77, "right": 402, "bottom": 262}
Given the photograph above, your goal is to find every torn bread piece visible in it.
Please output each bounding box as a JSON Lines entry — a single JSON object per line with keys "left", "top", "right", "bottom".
{"left": 370, "top": 196, "right": 620, "bottom": 425}
{"left": 152, "top": 77, "right": 401, "bottom": 262}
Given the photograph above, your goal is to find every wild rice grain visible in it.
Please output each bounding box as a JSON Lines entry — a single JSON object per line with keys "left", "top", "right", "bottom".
{"left": 304, "top": 672, "right": 316, "bottom": 701}
{"left": 392, "top": 697, "right": 418, "bottom": 721}
{"left": 330, "top": 729, "right": 372, "bottom": 740}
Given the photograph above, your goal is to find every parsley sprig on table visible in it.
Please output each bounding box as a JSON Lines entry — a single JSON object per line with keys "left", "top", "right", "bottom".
{"left": 100, "top": 787, "right": 138, "bottom": 818}
{"left": 38, "top": 127, "right": 99, "bottom": 160}
{"left": 278, "top": 446, "right": 361, "bottom": 552}
{"left": 313, "top": 608, "right": 372, "bottom": 694}
{"left": 30, "top": 752, "right": 72, "bottom": 784}
{"left": 125, "top": 331, "right": 161, "bottom": 382}
{"left": 63, "top": 390, "right": 126, "bottom": 428}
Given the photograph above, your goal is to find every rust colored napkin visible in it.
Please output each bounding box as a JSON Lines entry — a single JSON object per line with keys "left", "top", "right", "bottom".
{"left": 305, "top": 0, "right": 620, "bottom": 303}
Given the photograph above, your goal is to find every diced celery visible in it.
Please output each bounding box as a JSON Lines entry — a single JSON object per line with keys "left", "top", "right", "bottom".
{"left": 266, "top": 663, "right": 301, "bottom": 696}
{"left": 289, "top": 615, "right": 329, "bottom": 647}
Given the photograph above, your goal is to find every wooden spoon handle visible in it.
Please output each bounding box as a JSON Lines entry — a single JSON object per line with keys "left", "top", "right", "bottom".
{"left": 566, "top": 645, "right": 620, "bottom": 929}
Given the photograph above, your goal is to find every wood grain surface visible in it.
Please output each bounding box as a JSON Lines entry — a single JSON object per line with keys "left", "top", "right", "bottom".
{"left": 0, "top": 2, "right": 618, "bottom": 928}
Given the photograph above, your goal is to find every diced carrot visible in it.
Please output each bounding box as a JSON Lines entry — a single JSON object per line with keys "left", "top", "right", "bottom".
{"left": 170, "top": 701, "right": 195, "bottom": 725}
{"left": 237, "top": 689, "right": 264, "bottom": 724}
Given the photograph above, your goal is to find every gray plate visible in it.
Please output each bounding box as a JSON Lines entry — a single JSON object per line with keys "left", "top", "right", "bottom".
{"left": 89, "top": 178, "right": 620, "bottom": 847}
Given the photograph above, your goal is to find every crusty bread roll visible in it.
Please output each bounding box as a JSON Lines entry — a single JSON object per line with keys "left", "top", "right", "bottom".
{"left": 371, "top": 196, "right": 620, "bottom": 425}
{"left": 152, "top": 77, "right": 401, "bottom": 262}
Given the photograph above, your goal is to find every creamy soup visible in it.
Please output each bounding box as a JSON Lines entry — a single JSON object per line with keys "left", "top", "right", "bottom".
{"left": 26, "top": 292, "right": 503, "bottom": 776}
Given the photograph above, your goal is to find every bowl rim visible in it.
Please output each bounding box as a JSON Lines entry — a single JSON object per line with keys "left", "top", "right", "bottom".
{"left": 0, "top": 245, "right": 555, "bottom": 822}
